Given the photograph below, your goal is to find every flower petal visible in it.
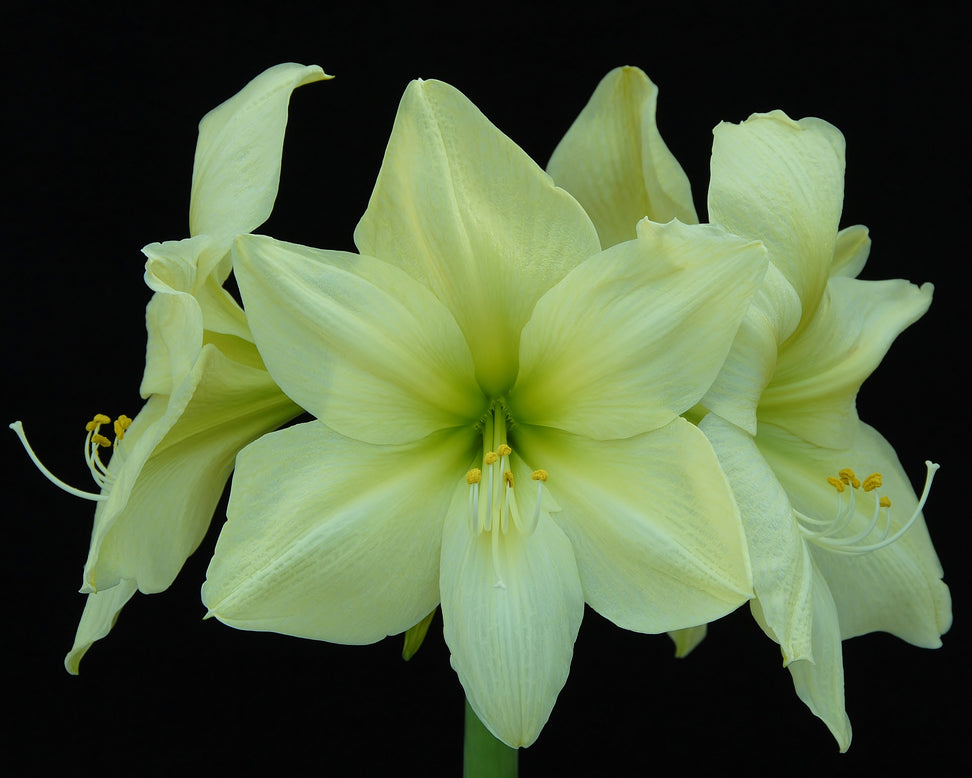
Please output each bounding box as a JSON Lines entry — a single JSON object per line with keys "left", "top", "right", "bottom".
{"left": 353, "top": 78, "right": 601, "bottom": 396}
{"left": 440, "top": 477, "right": 584, "bottom": 747}
{"left": 203, "top": 422, "right": 477, "bottom": 643}
{"left": 757, "top": 421, "right": 951, "bottom": 647}
{"left": 830, "top": 225, "right": 870, "bottom": 279}
{"left": 708, "top": 110, "right": 845, "bottom": 325}
{"left": 82, "top": 344, "right": 300, "bottom": 594}
{"left": 189, "top": 63, "right": 330, "bottom": 240}
{"left": 699, "top": 412, "right": 815, "bottom": 663}
{"left": 514, "top": 418, "right": 753, "bottom": 633}
{"left": 760, "top": 276, "right": 933, "bottom": 449}
{"left": 546, "top": 66, "right": 697, "bottom": 249}
{"left": 64, "top": 579, "right": 138, "bottom": 674}
{"left": 510, "top": 219, "right": 766, "bottom": 439}
{"left": 233, "top": 234, "right": 485, "bottom": 444}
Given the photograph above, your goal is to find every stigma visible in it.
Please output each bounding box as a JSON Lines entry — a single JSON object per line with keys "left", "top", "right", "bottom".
{"left": 9, "top": 413, "right": 132, "bottom": 501}
{"left": 795, "top": 461, "right": 939, "bottom": 555}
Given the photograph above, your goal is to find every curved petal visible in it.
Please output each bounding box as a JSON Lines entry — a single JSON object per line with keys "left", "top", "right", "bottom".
{"left": 757, "top": 421, "right": 950, "bottom": 647}
{"left": 546, "top": 66, "right": 697, "bottom": 249}
{"left": 514, "top": 418, "right": 752, "bottom": 633}
{"left": 440, "top": 478, "right": 583, "bottom": 748}
{"left": 353, "top": 78, "right": 601, "bottom": 396}
{"left": 510, "top": 219, "right": 766, "bottom": 439}
{"left": 668, "top": 624, "right": 707, "bottom": 658}
{"left": 64, "top": 579, "right": 138, "bottom": 674}
{"left": 761, "top": 276, "right": 933, "bottom": 449}
{"left": 233, "top": 234, "right": 485, "bottom": 444}
{"left": 203, "top": 422, "right": 477, "bottom": 643}
{"left": 786, "top": 562, "right": 852, "bottom": 752}
{"left": 708, "top": 110, "right": 845, "bottom": 325}
{"left": 701, "top": 262, "right": 802, "bottom": 434}
{"left": 82, "top": 344, "right": 300, "bottom": 593}
{"left": 830, "top": 225, "right": 870, "bottom": 279}
{"left": 700, "top": 413, "right": 814, "bottom": 663}
{"left": 189, "top": 63, "right": 330, "bottom": 240}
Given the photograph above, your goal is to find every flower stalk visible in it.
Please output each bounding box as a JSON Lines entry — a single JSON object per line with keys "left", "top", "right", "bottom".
{"left": 464, "top": 699, "right": 518, "bottom": 778}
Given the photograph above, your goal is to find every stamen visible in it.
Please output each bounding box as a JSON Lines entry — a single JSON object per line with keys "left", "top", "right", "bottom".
{"left": 9, "top": 421, "right": 109, "bottom": 501}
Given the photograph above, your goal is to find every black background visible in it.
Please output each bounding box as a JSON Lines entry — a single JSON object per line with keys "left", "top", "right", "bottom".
{"left": 4, "top": 2, "right": 967, "bottom": 775}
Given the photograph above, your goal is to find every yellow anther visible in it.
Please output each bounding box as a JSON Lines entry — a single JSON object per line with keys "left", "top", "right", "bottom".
{"left": 484, "top": 451, "right": 499, "bottom": 466}
{"left": 91, "top": 433, "right": 112, "bottom": 448}
{"left": 531, "top": 469, "right": 548, "bottom": 482}
{"left": 497, "top": 444, "right": 512, "bottom": 457}
{"left": 862, "top": 472, "right": 883, "bottom": 492}
{"left": 838, "top": 468, "right": 861, "bottom": 489}
{"left": 503, "top": 470, "right": 514, "bottom": 488}
{"left": 879, "top": 496, "right": 892, "bottom": 508}
{"left": 86, "top": 413, "right": 111, "bottom": 431}
{"left": 114, "top": 415, "right": 133, "bottom": 441}
{"left": 827, "top": 476, "right": 846, "bottom": 493}
{"left": 466, "top": 468, "right": 482, "bottom": 485}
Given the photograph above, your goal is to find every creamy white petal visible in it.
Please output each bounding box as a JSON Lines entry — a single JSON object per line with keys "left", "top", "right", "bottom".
{"left": 700, "top": 413, "right": 815, "bottom": 663}
{"left": 64, "top": 579, "right": 138, "bottom": 674}
{"left": 82, "top": 344, "right": 300, "bottom": 593}
{"left": 510, "top": 219, "right": 766, "bottom": 439}
{"left": 757, "top": 421, "right": 950, "bottom": 647}
{"left": 708, "top": 110, "right": 845, "bottom": 325}
{"left": 440, "top": 477, "right": 583, "bottom": 748}
{"left": 761, "top": 277, "right": 933, "bottom": 449}
{"left": 546, "top": 66, "right": 697, "bottom": 248}
{"left": 353, "top": 78, "right": 601, "bottom": 396}
{"left": 232, "top": 234, "right": 485, "bottom": 444}
{"left": 668, "top": 624, "right": 708, "bottom": 658}
{"left": 513, "top": 419, "right": 752, "bottom": 633}
{"left": 203, "top": 422, "right": 476, "bottom": 643}
{"left": 189, "top": 63, "right": 330, "bottom": 240}
{"left": 830, "top": 225, "right": 870, "bottom": 279}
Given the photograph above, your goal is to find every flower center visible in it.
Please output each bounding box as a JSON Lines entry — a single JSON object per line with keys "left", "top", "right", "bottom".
{"left": 794, "top": 461, "right": 939, "bottom": 555}
{"left": 9, "top": 413, "right": 132, "bottom": 501}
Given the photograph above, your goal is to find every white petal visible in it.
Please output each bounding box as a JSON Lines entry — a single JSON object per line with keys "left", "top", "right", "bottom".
{"left": 830, "top": 225, "right": 871, "bottom": 279}
{"left": 64, "top": 579, "right": 138, "bottom": 674}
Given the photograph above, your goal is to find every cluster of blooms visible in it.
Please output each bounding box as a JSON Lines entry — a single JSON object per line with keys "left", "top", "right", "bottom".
{"left": 13, "top": 62, "right": 950, "bottom": 752}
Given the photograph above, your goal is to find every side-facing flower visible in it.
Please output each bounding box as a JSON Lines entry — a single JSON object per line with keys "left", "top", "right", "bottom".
{"left": 547, "top": 67, "right": 950, "bottom": 751}
{"left": 12, "top": 62, "right": 327, "bottom": 672}
{"left": 201, "top": 78, "right": 767, "bottom": 747}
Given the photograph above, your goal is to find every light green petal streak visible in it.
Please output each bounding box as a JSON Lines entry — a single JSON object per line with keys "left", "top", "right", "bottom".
{"left": 786, "top": 562, "right": 852, "bottom": 752}
{"left": 354, "top": 78, "right": 601, "bottom": 396}
{"left": 761, "top": 277, "right": 932, "bottom": 449}
{"left": 82, "top": 344, "right": 300, "bottom": 593}
{"left": 708, "top": 111, "right": 845, "bottom": 326}
{"left": 757, "top": 422, "right": 950, "bottom": 647}
{"left": 830, "top": 225, "right": 870, "bottom": 279}
{"left": 700, "top": 413, "right": 814, "bottom": 663}
{"left": 440, "top": 477, "right": 584, "bottom": 748}
{"left": 233, "top": 235, "right": 485, "bottom": 445}
{"left": 546, "top": 66, "right": 697, "bottom": 249}
{"left": 64, "top": 579, "right": 138, "bottom": 674}
{"left": 702, "top": 263, "right": 802, "bottom": 434}
{"left": 189, "top": 63, "right": 330, "bottom": 240}
{"left": 511, "top": 219, "right": 766, "bottom": 440}
{"left": 515, "top": 419, "right": 752, "bottom": 633}
{"left": 204, "top": 423, "right": 476, "bottom": 643}
{"left": 668, "top": 624, "right": 707, "bottom": 658}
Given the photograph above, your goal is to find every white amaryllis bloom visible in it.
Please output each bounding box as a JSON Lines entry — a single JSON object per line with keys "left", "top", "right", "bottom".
{"left": 12, "top": 62, "right": 327, "bottom": 672}
{"left": 547, "top": 67, "right": 950, "bottom": 752}
{"left": 201, "top": 78, "right": 767, "bottom": 747}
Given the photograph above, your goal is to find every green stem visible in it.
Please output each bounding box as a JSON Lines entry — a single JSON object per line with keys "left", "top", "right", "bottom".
{"left": 463, "top": 698, "right": 518, "bottom": 778}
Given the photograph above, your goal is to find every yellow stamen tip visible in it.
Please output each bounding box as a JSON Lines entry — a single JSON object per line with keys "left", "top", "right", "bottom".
{"left": 879, "top": 496, "right": 892, "bottom": 508}
{"left": 862, "top": 472, "right": 883, "bottom": 492}
{"left": 503, "top": 470, "right": 514, "bottom": 488}
{"left": 484, "top": 451, "right": 499, "bottom": 465}
{"left": 497, "top": 444, "right": 512, "bottom": 457}
{"left": 827, "top": 476, "right": 845, "bottom": 493}
{"left": 91, "top": 433, "right": 112, "bottom": 447}
{"left": 531, "top": 469, "right": 548, "bottom": 482}
{"left": 466, "top": 468, "right": 482, "bottom": 485}
{"left": 91, "top": 413, "right": 111, "bottom": 426}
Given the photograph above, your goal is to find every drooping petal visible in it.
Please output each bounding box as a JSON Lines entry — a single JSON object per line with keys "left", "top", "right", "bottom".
{"left": 232, "top": 235, "right": 485, "bottom": 444}
{"left": 82, "top": 344, "right": 300, "bottom": 593}
{"left": 760, "top": 276, "right": 933, "bottom": 449}
{"left": 701, "top": 262, "right": 802, "bottom": 435}
{"left": 668, "top": 624, "right": 707, "bottom": 658}
{"left": 757, "top": 421, "right": 951, "bottom": 647}
{"left": 786, "top": 562, "right": 852, "bottom": 752}
{"left": 189, "top": 63, "right": 330, "bottom": 240}
{"left": 830, "top": 225, "right": 870, "bottom": 279}
{"left": 203, "top": 422, "right": 477, "bottom": 643}
{"left": 64, "top": 579, "right": 138, "bottom": 674}
{"left": 510, "top": 219, "right": 766, "bottom": 440}
{"left": 708, "top": 110, "right": 845, "bottom": 326}
{"left": 353, "top": 78, "right": 601, "bottom": 396}
{"left": 546, "top": 66, "right": 697, "bottom": 249}
{"left": 513, "top": 418, "right": 753, "bottom": 633}
{"left": 440, "top": 479, "right": 584, "bottom": 748}
{"left": 699, "top": 413, "right": 815, "bottom": 663}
